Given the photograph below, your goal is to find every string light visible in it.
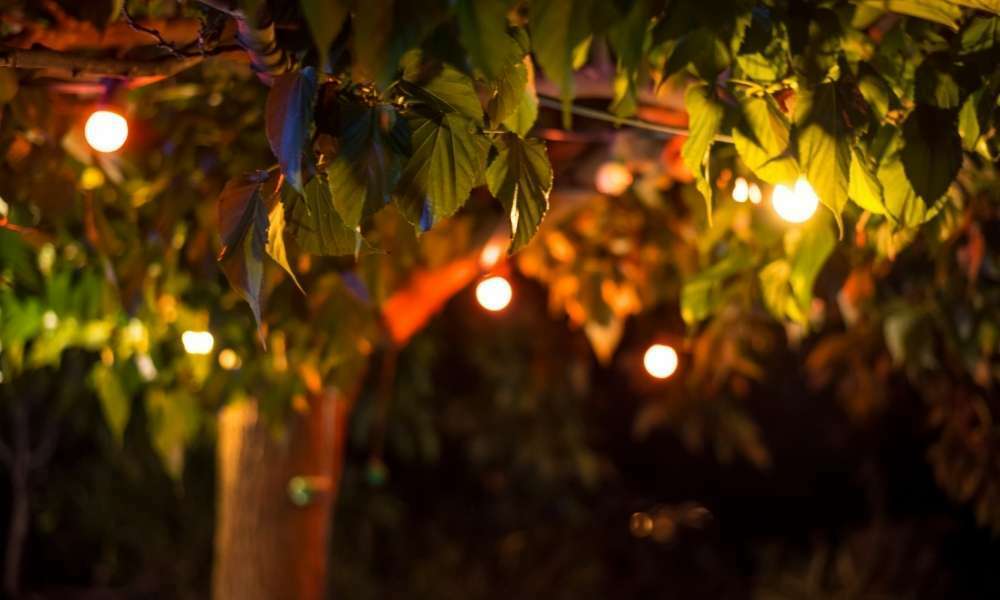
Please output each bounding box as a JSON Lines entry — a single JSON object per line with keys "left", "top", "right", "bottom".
{"left": 181, "top": 330, "right": 214, "bottom": 355}
{"left": 475, "top": 276, "right": 512, "bottom": 312}
{"left": 84, "top": 109, "right": 128, "bottom": 153}
{"left": 595, "top": 162, "right": 634, "bottom": 196}
{"left": 643, "top": 343, "right": 678, "bottom": 379}
{"left": 772, "top": 177, "right": 819, "bottom": 223}
{"left": 732, "top": 177, "right": 749, "bottom": 202}
{"left": 748, "top": 182, "right": 762, "bottom": 204}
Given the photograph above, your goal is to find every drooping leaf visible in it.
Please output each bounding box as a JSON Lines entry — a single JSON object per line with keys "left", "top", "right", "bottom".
{"left": 733, "top": 94, "right": 799, "bottom": 185}
{"left": 265, "top": 68, "right": 318, "bottom": 193}
{"left": 499, "top": 59, "right": 539, "bottom": 136}
{"left": 401, "top": 56, "right": 484, "bottom": 124}
{"left": 265, "top": 196, "right": 304, "bottom": 292}
{"left": 900, "top": 104, "right": 962, "bottom": 207}
{"left": 456, "top": 0, "right": 521, "bottom": 81}
{"left": 607, "top": 0, "right": 655, "bottom": 116}
{"left": 733, "top": 7, "right": 790, "bottom": 82}
{"left": 486, "top": 134, "right": 553, "bottom": 253}
{"left": 759, "top": 216, "right": 835, "bottom": 324}
{"left": 851, "top": 0, "right": 962, "bottom": 30}
{"left": 529, "top": 0, "right": 597, "bottom": 125}
{"left": 327, "top": 102, "right": 410, "bottom": 228}
{"left": 663, "top": 28, "right": 730, "bottom": 82}
{"left": 682, "top": 84, "right": 725, "bottom": 223}
{"left": 877, "top": 127, "right": 947, "bottom": 226}
{"left": 958, "top": 88, "right": 984, "bottom": 150}
{"left": 793, "top": 83, "right": 853, "bottom": 234}
{"left": 299, "top": 0, "right": 349, "bottom": 66}
{"left": 217, "top": 172, "right": 270, "bottom": 327}
{"left": 848, "top": 145, "right": 887, "bottom": 215}
{"left": 91, "top": 363, "right": 130, "bottom": 445}
{"left": 285, "top": 176, "right": 365, "bottom": 256}
{"left": 857, "top": 64, "right": 893, "bottom": 121}
{"left": 395, "top": 113, "right": 490, "bottom": 229}
{"left": 489, "top": 58, "right": 529, "bottom": 125}
{"left": 681, "top": 249, "right": 755, "bottom": 326}
{"left": 915, "top": 53, "right": 965, "bottom": 109}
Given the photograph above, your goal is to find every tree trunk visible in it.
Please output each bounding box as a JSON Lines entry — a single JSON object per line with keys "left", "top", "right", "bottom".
{"left": 212, "top": 389, "right": 350, "bottom": 600}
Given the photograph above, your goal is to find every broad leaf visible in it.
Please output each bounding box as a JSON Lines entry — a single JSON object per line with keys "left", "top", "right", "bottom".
{"left": 681, "top": 249, "right": 755, "bottom": 325}
{"left": 145, "top": 388, "right": 201, "bottom": 479}
{"left": 401, "top": 57, "right": 484, "bottom": 124}
{"left": 878, "top": 128, "right": 947, "bottom": 226}
{"left": 759, "top": 217, "right": 835, "bottom": 324}
{"left": 851, "top": 0, "right": 962, "bottom": 30}
{"left": 327, "top": 102, "right": 409, "bottom": 227}
{"left": 848, "top": 145, "right": 887, "bottom": 215}
{"left": 682, "top": 84, "right": 724, "bottom": 223}
{"left": 456, "top": 0, "right": 521, "bottom": 81}
{"left": 529, "top": 0, "right": 597, "bottom": 125}
{"left": 486, "top": 134, "right": 553, "bottom": 253}
{"left": 915, "top": 53, "right": 965, "bottom": 109}
{"left": 265, "top": 196, "right": 304, "bottom": 292}
{"left": 663, "top": 28, "right": 730, "bottom": 82}
{"left": 733, "top": 7, "right": 790, "bottom": 82}
{"left": 733, "top": 94, "right": 799, "bottom": 185}
{"left": 489, "top": 57, "right": 529, "bottom": 125}
{"left": 794, "top": 83, "right": 852, "bottom": 234}
{"left": 608, "top": 0, "right": 655, "bottom": 116}
{"left": 395, "top": 113, "right": 490, "bottom": 229}
{"left": 299, "top": 0, "right": 349, "bottom": 66}
{"left": 91, "top": 363, "right": 130, "bottom": 445}
{"left": 217, "top": 172, "right": 270, "bottom": 327}
{"left": 285, "top": 176, "right": 364, "bottom": 256}
{"left": 900, "top": 104, "right": 962, "bottom": 207}
{"left": 265, "top": 68, "right": 318, "bottom": 193}
{"left": 499, "top": 59, "right": 539, "bottom": 136}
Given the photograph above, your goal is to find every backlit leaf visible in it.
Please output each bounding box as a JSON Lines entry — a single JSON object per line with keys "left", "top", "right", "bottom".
{"left": 486, "top": 134, "right": 553, "bottom": 253}
{"left": 733, "top": 94, "right": 799, "bottom": 185}
{"left": 265, "top": 68, "right": 318, "bottom": 193}
{"left": 265, "top": 195, "right": 304, "bottom": 292}
{"left": 217, "top": 172, "right": 270, "bottom": 327}
{"left": 91, "top": 363, "right": 130, "bottom": 445}
{"left": 284, "top": 176, "right": 364, "bottom": 256}
{"left": 456, "top": 0, "right": 521, "bottom": 81}
{"left": 794, "top": 83, "right": 852, "bottom": 234}
{"left": 682, "top": 84, "right": 725, "bottom": 223}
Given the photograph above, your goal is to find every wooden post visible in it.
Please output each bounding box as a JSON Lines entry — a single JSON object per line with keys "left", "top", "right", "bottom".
{"left": 212, "top": 389, "right": 350, "bottom": 600}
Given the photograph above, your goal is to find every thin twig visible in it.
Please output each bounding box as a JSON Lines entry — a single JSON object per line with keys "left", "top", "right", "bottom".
{"left": 537, "top": 95, "right": 735, "bottom": 144}
{"left": 122, "top": 3, "right": 190, "bottom": 59}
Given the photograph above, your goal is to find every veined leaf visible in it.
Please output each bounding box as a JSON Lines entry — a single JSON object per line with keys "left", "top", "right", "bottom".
{"left": 265, "top": 68, "right": 318, "bottom": 193}
{"left": 794, "top": 83, "right": 852, "bottom": 235}
{"left": 900, "top": 104, "right": 962, "bottom": 207}
{"left": 489, "top": 57, "right": 529, "bottom": 125}
{"left": 486, "top": 134, "right": 553, "bottom": 253}
{"left": 946, "top": 0, "right": 1000, "bottom": 15}
{"left": 265, "top": 196, "right": 304, "bottom": 293}
{"left": 299, "top": 0, "right": 349, "bottom": 66}
{"left": 682, "top": 84, "right": 724, "bottom": 223}
{"left": 456, "top": 0, "right": 521, "bottom": 81}
{"left": 733, "top": 94, "right": 799, "bottom": 185}
{"left": 848, "top": 145, "right": 887, "bottom": 215}
{"left": 401, "top": 57, "right": 484, "bottom": 124}
{"left": 217, "top": 172, "right": 270, "bottom": 327}
{"left": 499, "top": 58, "right": 539, "bottom": 136}
{"left": 395, "top": 113, "right": 490, "bottom": 229}
{"left": 284, "top": 176, "right": 364, "bottom": 256}
{"left": 91, "top": 363, "right": 130, "bottom": 445}
{"left": 878, "top": 127, "right": 947, "bottom": 226}
{"left": 851, "top": 0, "right": 962, "bottom": 30}
{"left": 327, "top": 102, "right": 410, "bottom": 228}
{"left": 529, "top": 0, "right": 597, "bottom": 126}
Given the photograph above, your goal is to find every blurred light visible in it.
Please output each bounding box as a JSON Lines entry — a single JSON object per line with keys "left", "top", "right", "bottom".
{"left": 772, "top": 177, "right": 819, "bottom": 223}
{"left": 84, "top": 109, "right": 128, "bottom": 153}
{"left": 595, "top": 162, "right": 634, "bottom": 196}
{"left": 643, "top": 343, "right": 678, "bottom": 379}
{"left": 42, "top": 310, "right": 58, "bottom": 331}
{"left": 135, "top": 353, "right": 158, "bottom": 381}
{"left": 218, "top": 348, "right": 241, "bottom": 370}
{"left": 630, "top": 512, "right": 654, "bottom": 538}
{"left": 748, "top": 182, "right": 762, "bottom": 204}
{"left": 479, "top": 238, "right": 505, "bottom": 269}
{"left": 732, "top": 177, "right": 749, "bottom": 202}
{"left": 476, "top": 276, "right": 512, "bottom": 312}
{"left": 80, "top": 167, "right": 105, "bottom": 190}
{"left": 181, "top": 330, "right": 214, "bottom": 355}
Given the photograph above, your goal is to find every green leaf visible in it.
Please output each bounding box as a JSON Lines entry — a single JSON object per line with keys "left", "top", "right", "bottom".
{"left": 759, "top": 217, "right": 835, "bottom": 324}
{"left": 488, "top": 58, "right": 528, "bottom": 125}
{"left": 877, "top": 128, "right": 946, "bottom": 226}
{"left": 265, "top": 195, "right": 304, "bottom": 293}
{"left": 456, "top": 0, "right": 521, "bottom": 81}
{"left": 733, "top": 94, "right": 799, "bottom": 185}
{"left": 145, "top": 388, "right": 201, "bottom": 480}
{"left": 327, "top": 102, "right": 409, "bottom": 228}
{"left": 284, "top": 176, "right": 364, "bottom": 256}
{"left": 682, "top": 84, "right": 725, "bottom": 223}
{"left": 681, "top": 249, "right": 755, "bottom": 326}
{"left": 900, "top": 104, "right": 962, "bottom": 207}
{"left": 663, "top": 28, "right": 730, "bottom": 82}
{"left": 91, "top": 363, "right": 130, "bottom": 445}
{"left": 299, "top": 0, "right": 349, "bottom": 66}
{"left": 499, "top": 59, "right": 539, "bottom": 136}
{"left": 958, "top": 15, "right": 1000, "bottom": 56}
{"left": 915, "top": 53, "right": 965, "bottom": 109}
{"left": 265, "top": 68, "right": 318, "bottom": 193}
{"left": 395, "top": 113, "right": 490, "bottom": 229}
{"left": 733, "top": 7, "right": 790, "bottom": 82}
{"left": 793, "top": 83, "right": 852, "bottom": 235}
{"left": 851, "top": 0, "right": 962, "bottom": 30}
{"left": 217, "top": 172, "right": 270, "bottom": 327}
{"left": 485, "top": 135, "right": 553, "bottom": 253}
{"left": 607, "top": 0, "right": 655, "bottom": 117}
{"left": 848, "top": 145, "right": 887, "bottom": 215}
{"left": 857, "top": 64, "right": 893, "bottom": 121}
{"left": 958, "top": 88, "right": 984, "bottom": 150}
{"left": 529, "top": 0, "right": 596, "bottom": 126}
{"left": 401, "top": 57, "right": 484, "bottom": 124}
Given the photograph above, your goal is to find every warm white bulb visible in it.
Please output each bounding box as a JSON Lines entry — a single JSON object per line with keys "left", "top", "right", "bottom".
{"left": 595, "top": 162, "right": 634, "bottom": 196}
{"left": 84, "top": 110, "right": 128, "bottom": 153}
{"left": 181, "top": 330, "right": 214, "bottom": 355}
{"left": 478, "top": 240, "right": 504, "bottom": 269}
{"left": 218, "top": 348, "right": 241, "bottom": 370}
{"left": 748, "top": 182, "right": 762, "bottom": 204}
{"left": 476, "top": 276, "right": 512, "bottom": 312}
{"left": 772, "top": 177, "right": 819, "bottom": 223}
{"left": 732, "top": 177, "right": 749, "bottom": 203}
{"left": 643, "top": 343, "right": 678, "bottom": 379}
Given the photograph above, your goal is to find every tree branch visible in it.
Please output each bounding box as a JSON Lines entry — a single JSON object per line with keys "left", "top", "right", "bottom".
{"left": 0, "top": 45, "right": 217, "bottom": 78}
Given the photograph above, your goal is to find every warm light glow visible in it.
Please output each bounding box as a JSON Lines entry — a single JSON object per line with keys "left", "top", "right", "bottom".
{"left": 181, "top": 330, "right": 214, "bottom": 355}
{"left": 595, "top": 162, "right": 634, "bottom": 196}
{"left": 732, "top": 177, "right": 749, "bottom": 202}
{"left": 218, "top": 348, "right": 242, "bottom": 370}
{"left": 475, "top": 276, "right": 512, "bottom": 312}
{"left": 748, "top": 182, "right": 762, "bottom": 204}
{"left": 84, "top": 109, "right": 128, "bottom": 153}
{"left": 772, "top": 177, "right": 819, "bottom": 223}
{"left": 478, "top": 239, "right": 505, "bottom": 269}
{"left": 643, "top": 343, "right": 678, "bottom": 379}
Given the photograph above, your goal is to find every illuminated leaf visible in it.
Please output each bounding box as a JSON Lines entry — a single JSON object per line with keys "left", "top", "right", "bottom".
{"left": 486, "top": 134, "right": 553, "bottom": 253}
{"left": 682, "top": 83, "right": 725, "bottom": 223}
{"left": 265, "top": 68, "right": 317, "bottom": 193}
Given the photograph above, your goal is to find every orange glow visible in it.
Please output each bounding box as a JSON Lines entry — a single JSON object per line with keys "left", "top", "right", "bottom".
{"left": 595, "top": 162, "right": 633, "bottom": 196}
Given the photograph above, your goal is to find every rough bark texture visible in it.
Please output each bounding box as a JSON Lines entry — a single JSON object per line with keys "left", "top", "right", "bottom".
{"left": 212, "top": 390, "right": 349, "bottom": 600}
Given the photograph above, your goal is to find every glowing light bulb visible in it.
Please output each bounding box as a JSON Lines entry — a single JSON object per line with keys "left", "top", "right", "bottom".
{"left": 748, "top": 182, "right": 762, "bottom": 204}
{"left": 772, "top": 177, "right": 819, "bottom": 223}
{"left": 218, "top": 348, "right": 242, "bottom": 370}
{"left": 478, "top": 239, "right": 505, "bottom": 269}
{"left": 643, "top": 343, "right": 678, "bottom": 379}
{"left": 475, "top": 276, "right": 512, "bottom": 312}
{"left": 595, "top": 162, "right": 634, "bottom": 196}
{"left": 84, "top": 109, "right": 128, "bottom": 153}
{"left": 732, "top": 177, "right": 749, "bottom": 202}
{"left": 181, "top": 330, "right": 214, "bottom": 355}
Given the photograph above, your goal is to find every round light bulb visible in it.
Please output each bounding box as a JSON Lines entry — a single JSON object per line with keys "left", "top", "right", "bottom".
{"left": 748, "top": 182, "right": 762, "bottom": 204}
{"left": 643, "top": 343, "right": 678, "bottom": 379}
{"left": 181, "top": 330, "right": 214, "bottom": 355}
{"left": 84, "top": 109, "right": 128, "bottom": 153}
{"left": 218, "top": 348, "right": 242, "bottom": 370}
{"left": 772, "top": 177, "right": 819, "bottom": 223}
{"left": 732, "top": 177, "right": 749, "bottom": 203}
{"left": 595, "top": 162, "right": 634, "bottom": 196}
{"left": 475, "top": 276, "right": 513, "bottom": 312}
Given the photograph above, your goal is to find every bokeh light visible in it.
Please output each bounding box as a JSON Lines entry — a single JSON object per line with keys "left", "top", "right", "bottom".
{"left": 84, "top": 109, "right": 128, "bottom": 153}
{"left": 218, "top": 348, "right": 242, "bottom": 370}
{"left": 732, "top": 177, "right": 749, "bottom": 202}
{"left": 595, "top": 162, "right": 634, "bottom": 196}
{"left": 181, "top": 330, "right": 214, "bottom": 355}
{"left": 643, "top": 343, "right": 678, "bottom": 379}
{"left": 475, "top": 276, "right": 513, "bottom": 312}
{"left": 772, "top": 177, "right": 819, "bottom": 223}
{"left": 748, "top": 182, "right": 762, "bottom": 204}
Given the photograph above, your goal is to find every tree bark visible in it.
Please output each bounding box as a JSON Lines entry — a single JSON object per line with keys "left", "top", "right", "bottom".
{"left": 212, "top": 389, "right": 350, "bottom": 600}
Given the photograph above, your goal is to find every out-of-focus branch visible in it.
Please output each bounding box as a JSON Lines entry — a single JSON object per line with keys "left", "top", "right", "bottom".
{"left": 0, "top": 45, "right": 207, "bottom": 78}
{"left": 192, "top": 0, "right": 291, "bottom": 82}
